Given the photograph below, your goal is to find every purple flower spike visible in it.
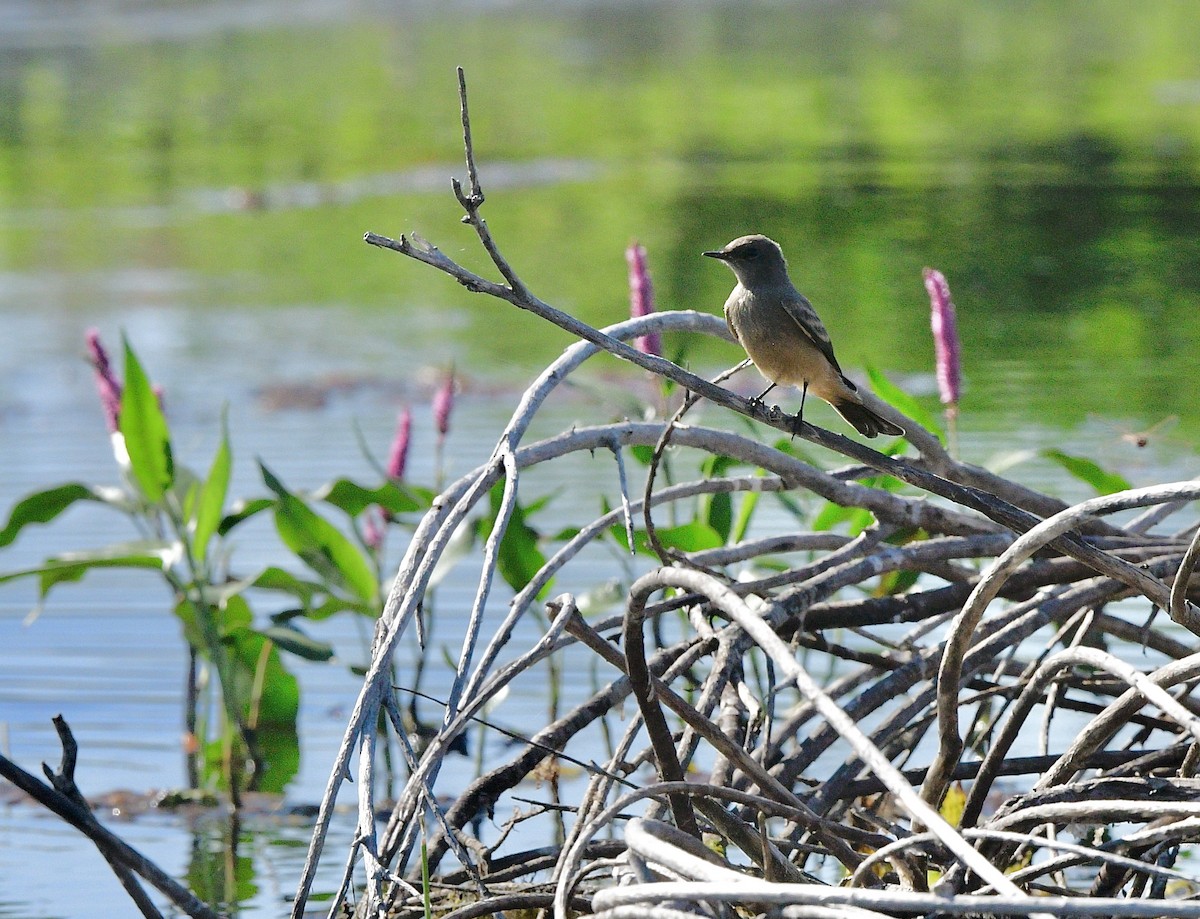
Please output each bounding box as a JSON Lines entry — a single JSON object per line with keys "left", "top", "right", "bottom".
{"left": 625, "top": 242, "right": 661, "bottom": 357}
{"left": 386, "top": 407, "right": 413, "bottom": 481}
{"left": 924, "top": 268, "right": 961, "bottom": 408}
{"left": 363, "top": 506, "right": 385, "bottom": 552}
{"left": 433, "top": 370, "right": 455, "bottom": 443}
{"left": 85, "top": 329, "right": 123, "bottom": 433}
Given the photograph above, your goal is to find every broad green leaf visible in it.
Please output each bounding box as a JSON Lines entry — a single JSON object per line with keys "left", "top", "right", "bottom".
{"left": 812, "top": 500, "right": 876, "bottom": 535}
{"left": 119, "top": 337, "right": 174, "bottom": 502}
{"left": 250, "top": 566, "right": 322, "bottom": 602}
{"left": 703, "top": 492, "right": 733, "bottom": 542}
{"left": 0, "top": 484, "right": 101, "bottom": 548}
{"left": 314, "top": 478, "right": 431, "bottom": 517}
{"left": 866, "top": 366, "right": 941, "bottom": 439}
{"left": 173, "top": 597, "right": 205, "bottom": 653}
{"left": 629, "top": 444, "right": 656, "bottom": 466}
{"left": 219, "top": 593, "right": 253, "bottom": 634}
{"left": 699, "top": 456, "right": 737, "bottom": 542}
{"left": 215, "top": 626, "right": 301, "bottom": 793}
{"left": 192, "top": 409, "right": 232, "bottom": 565}
{"left": 610, "top": 520, "right": 724, "bottom": 556}
{"left": 877, "top": 568, "right": 921, "bottom": 596}
{"left": 252, "top": 722, "right": 300, "bottom": 795}
{"left": 482, "top": 482, "right": 547, "bottom": 595}
{"left": 224, "top": 626, "right": 300, "bottom": 725}
{"left": 1042, "top": 450, "right": 1132, "bottom": 495}
{"left": 260, "top": 462, "right": 377, "bottom": 603}
{"left": 259, "top": 624, "right": 334, "bottom": 662}
{"left": 655, "top": 521, "right": 724, "bottom": 553}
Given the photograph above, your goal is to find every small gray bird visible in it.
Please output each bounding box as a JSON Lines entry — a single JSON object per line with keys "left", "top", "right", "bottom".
{"left": 704, "top": 234, "right": 904, "bottom": 439}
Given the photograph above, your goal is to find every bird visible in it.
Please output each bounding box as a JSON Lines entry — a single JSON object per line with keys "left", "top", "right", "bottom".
{"left": 703, "top": 234, "right": 904, "bottom": 439}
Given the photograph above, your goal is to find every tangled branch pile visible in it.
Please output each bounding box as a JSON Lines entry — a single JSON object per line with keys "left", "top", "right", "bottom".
{"left": 292, "top": 72, "right": 1200, "bottom": 919}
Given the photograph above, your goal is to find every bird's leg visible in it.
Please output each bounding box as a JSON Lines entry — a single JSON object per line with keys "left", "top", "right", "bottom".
{"left": 751, "top": 382, "right": 776, "bottom": 407}
{"left": 791, "top": 381, "right": 809, "bottom": 439}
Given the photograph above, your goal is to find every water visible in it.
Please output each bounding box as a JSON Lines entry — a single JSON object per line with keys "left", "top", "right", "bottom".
{"left": 3, "top": 1, "right": 1200, "bottom": 915}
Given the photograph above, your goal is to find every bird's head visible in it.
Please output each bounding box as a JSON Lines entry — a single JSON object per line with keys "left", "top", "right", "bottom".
{"left": 703, "top": 234, "right": 789, "bottom": 287}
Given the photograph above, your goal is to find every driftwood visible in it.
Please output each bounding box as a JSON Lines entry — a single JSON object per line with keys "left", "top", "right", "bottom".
{"left": 0, "top": 716, "right": 221, "bottom": 919}
{"left": 279, "top": 69, "right": 1200, "bottom": 919}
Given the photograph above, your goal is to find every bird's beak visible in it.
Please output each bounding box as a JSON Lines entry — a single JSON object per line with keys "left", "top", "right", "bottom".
{"left": 702, "top": 249, "right": 728, "bottom": 260}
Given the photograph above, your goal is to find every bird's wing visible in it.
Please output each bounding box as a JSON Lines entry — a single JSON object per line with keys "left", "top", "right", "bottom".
{"left": 722, "top": 301, "right": 742, "bottom": 343}
{"left": 780, "top": 290, "right": 855, "bottom": 386}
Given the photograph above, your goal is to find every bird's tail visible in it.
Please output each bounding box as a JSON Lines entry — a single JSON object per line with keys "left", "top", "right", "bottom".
{"left": 833, "top": 398, "right": 906, "bottom": 439}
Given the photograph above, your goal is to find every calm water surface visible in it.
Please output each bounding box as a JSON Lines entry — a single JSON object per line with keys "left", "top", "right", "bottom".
{"left": 3, "top": 1, "right": 1200, "bottom": 915}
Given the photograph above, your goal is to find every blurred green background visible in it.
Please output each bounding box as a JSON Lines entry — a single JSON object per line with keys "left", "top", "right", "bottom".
{"left": 3, "top": 0, "right": 1199, "bottom": 436}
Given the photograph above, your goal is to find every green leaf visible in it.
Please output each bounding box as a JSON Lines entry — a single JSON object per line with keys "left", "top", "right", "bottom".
{"left": 260, "top": 462, "right": 378, "bottom": 603}
{"left": 224, "top": 626, "right": 300, "bottom": 725}
{"left": 250, "top": 566, "right": 322, "bottom": 601}
{"left": 866, "top": 366, "right": 942, "bottom": 439}
{"left": 655, "top": 521, "right": 724, "bottom": 552}
{"left": 218, "top": 498, "right": 273, "bottom": 535}
{"left": 259, "top": 624, "right": 334, "bottom": 662}
{"left": 314, "top": 478, "right": 431, "bottom": 517}
{"left": 0, "top": 484, "right": 101, "bottom": 548}
{"left": 482, "top": 482, "right": 548, "bottom": 596}
{"left": 704, "top": 492, "right": 733, "bottom": 543}
{"left": 610, "top": 519, "right": 725, "bottom": 556}
{"left": 699, "top": 455, "right": 737, "bottom": 542}
{"left": 192, "top": 408, "right": 232, "bottom": 564}
{"left": 0, "top": 541, "right": 174, "bottom": 596}
{"left": 730, "top": 489, "right": 760, "bottom": 544}
{"left": 219, "top": 593, "right": 254, "bottom": 634}
{"left": 1042, "top": 450, "right": 1132, "bottom": 495}
{"left": 812, "top": 501, "right": 875, "bottom": 535}
{"left": 119, "top": 337, "right": 174, "bottom": 502}
{"left": 218, "top": 625, "right": 301, "bottom": 793}
{"left": 252, "top": 722, "right": 300, "bottom": 795}
{"left": 629, "top": 444, "right": 656, "bottom": 466}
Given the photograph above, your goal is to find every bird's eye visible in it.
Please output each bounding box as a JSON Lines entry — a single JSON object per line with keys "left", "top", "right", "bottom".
{"left": 742, "top": 248, "right": 759, "bottom": 260}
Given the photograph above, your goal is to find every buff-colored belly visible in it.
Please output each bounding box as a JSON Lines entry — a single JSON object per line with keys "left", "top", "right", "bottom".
{"left": 727, "top": 298, "right": 847, "bottom": 401}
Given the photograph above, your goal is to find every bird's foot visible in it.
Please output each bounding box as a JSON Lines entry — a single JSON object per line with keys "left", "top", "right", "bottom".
{"left": 791, "top": 411, "right": 805, "bottom": 440}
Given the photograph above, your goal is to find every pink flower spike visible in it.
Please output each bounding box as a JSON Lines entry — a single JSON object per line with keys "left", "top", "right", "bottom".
{"left": 386, "top": 407, "right": 413, "bottom": 481}
{"left": 625, "top": 241, "right": 661, "bottom": 357}
{"left": 433, "top": 370, "right": 455, "bottom": 443}
{"left": 924, "top": 268, "right": 961, "bottom": 408}
{"left": 363, "top": 506, "right": 385, "bottom": 552}
{"left": 85, "top": 328, "right": 123, "bottom": 433}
